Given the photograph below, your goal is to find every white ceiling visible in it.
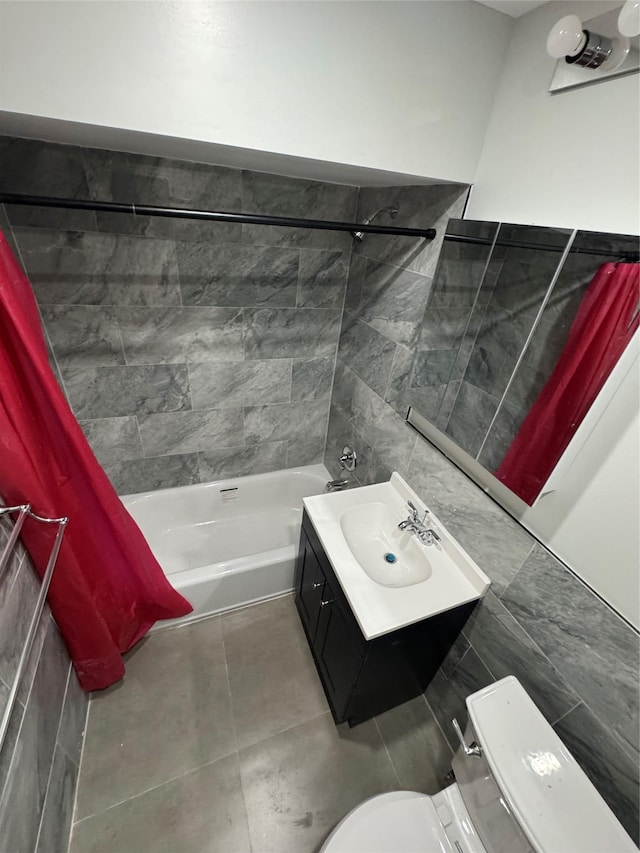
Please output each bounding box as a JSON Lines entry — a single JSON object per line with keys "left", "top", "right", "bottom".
{"left": 475, "top": 1, "right": 548, "bottom": 18}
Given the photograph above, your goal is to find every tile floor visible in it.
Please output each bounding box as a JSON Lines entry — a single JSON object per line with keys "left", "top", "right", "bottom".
{"left": 69, "top": 594, "right": 452, "bottom": 853}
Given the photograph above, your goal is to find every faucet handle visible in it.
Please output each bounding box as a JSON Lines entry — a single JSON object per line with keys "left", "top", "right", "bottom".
{"left": 407, "top": 501, "right": 420, "bottom": 521}
{"left": 407, "top": 501, "right": 429, "bottom": 524}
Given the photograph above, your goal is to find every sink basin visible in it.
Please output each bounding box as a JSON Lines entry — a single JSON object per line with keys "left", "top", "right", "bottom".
{"left": 340, "top": 502, "right": 432, "bottom": 587}
{"left": 303, "top": 472, "right": 491, "bottom": 640}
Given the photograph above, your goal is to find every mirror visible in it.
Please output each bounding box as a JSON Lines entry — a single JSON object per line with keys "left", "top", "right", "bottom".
{"left": 406, "top": 218, "right": 639, "bottom": 623}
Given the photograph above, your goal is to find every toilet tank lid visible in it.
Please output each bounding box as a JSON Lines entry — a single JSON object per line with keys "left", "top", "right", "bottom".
{"left": 466, "top": 676, "right": 636, "bottom": 853}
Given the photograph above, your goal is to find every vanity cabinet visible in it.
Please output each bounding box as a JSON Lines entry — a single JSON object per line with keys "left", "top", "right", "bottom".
{"left": 295, "top": 510, "right": 475, "bottom": 726}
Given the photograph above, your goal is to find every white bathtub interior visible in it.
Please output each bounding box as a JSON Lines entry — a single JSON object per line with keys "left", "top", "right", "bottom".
{"left": 122, "top": 463, "right": 331, "bottom": 626}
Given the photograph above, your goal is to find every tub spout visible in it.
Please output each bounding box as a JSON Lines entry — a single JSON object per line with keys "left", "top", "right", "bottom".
{"left": 325, "top": 479, "right": 350, "bottom": 492}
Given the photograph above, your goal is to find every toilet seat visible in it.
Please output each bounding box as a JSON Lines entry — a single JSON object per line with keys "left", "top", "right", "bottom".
{"left": 320, "top": 790, "right": 457, "bottom": 853}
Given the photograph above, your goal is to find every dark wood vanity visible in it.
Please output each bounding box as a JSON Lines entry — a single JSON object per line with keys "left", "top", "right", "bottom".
{"left": 295, "top": 509, "right": 475, "bottom": 726}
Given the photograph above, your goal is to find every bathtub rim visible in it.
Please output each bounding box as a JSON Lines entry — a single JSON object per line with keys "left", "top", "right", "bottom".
{"left": 119, "top": 461, "right": 332, "bottom": 505}
{"left": 150, "top": 589, "right": 296, "bottom": 634}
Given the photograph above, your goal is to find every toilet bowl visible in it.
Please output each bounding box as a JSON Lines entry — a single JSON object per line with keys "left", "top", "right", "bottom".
{"left": 320, "top": 677, "right": 636, "bottom": 853}
{"left": 321, "top": 785, "right": 486, "bottom": 853}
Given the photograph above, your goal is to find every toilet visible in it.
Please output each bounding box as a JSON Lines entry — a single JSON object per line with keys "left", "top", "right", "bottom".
{"left": 320, "top": 676, "right": 636, "bottom": 853}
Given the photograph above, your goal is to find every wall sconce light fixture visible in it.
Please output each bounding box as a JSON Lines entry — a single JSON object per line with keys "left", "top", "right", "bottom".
{"left": 546, "top": 13, "right": 630, "bottom": 71}
{"left": 547, "top": 3, "right": 640, "bottom": 93}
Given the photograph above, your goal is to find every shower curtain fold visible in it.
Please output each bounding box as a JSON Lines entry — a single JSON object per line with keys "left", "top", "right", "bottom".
{"left": 0, "top": 232, "right": 192, "bottom": 691}
{"left": 495, "top": 262, "right": 640, "bottom": 505}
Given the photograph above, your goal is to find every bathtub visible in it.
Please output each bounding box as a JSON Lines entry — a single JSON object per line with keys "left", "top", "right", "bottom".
{"left": 122, "top": 464, "right": 330, "bottom": 626}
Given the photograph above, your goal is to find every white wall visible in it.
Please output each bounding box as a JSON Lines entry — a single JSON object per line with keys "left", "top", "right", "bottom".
{"left": 523, "top": 335, "right": 640, "bottom": 628}
{"left": 467, "top": 0, "right": 640, "bottom": 233}
{"left": 0, "top": 0, "right": 512, "bottom": 184}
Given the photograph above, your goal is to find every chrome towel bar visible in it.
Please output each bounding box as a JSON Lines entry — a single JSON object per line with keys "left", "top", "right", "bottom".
{"left": 0, "top": 504, "right": 68, "bottom": 754}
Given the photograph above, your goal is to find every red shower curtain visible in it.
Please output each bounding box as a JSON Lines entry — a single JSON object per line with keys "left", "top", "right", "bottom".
{"left": 0, "top": 232, "right": 192, "bottom": 690}
{"left": 496, "top": 262, "right": 640, "bottom": 504}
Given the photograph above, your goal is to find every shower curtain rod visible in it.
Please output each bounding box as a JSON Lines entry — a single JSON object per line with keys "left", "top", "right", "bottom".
{"left": 445, "top": 232, "right": 640, "bottom": 260}
{"left": 0, "top": 193, "right": 437, "bottom": 240}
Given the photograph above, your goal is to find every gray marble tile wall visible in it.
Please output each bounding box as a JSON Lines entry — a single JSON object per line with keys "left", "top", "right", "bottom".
{"left": 0, "top": 136, "right": 356, "bottom": 493}
{"left": 0, "top": 513, "right": 88, "bottom": 853}
{"left": 325, "top": 182, "right": 470, "bottom": 480}
{"left": 324, "top": 347, "right": 639, "bottom": 842}
{"left": 437, "top": 223, "right": 571, "bottom": 460}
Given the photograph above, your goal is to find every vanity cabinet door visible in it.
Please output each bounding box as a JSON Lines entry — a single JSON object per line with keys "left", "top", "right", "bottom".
{"left": 295, "top": 531, "right": 326, "bottom": 641}
{"left": 314, "top": 586, "right": 364, "bottom": 722}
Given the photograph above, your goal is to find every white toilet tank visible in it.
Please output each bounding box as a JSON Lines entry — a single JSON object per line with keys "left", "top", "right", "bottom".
{"left": 320, "top": 676, "right": 636, "bottom": 853}
{"left": 453, "top": 676, "right": 636, "bottom": 853}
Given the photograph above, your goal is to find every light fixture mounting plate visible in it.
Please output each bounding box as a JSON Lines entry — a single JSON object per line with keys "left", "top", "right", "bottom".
{"left": 549, "top": 6, "right": 639, "bottom": 93}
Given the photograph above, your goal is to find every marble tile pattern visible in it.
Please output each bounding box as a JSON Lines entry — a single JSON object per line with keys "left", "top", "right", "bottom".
{"left": 241, "top": 169, "right": 358, "bottom": 252}
{"left": 4, "top": 134, "right": 357, "bottom": 492}
{"left": 437, "top": 222, "right": 630, "bottom": 471}
{"left": 324, "top": 371, "right": 640, "bottom": 841}
{"left": 393, "top": 218, "right": 626, "bottom": 482}
{"left": 6, "top": 134, "right": 637, "bottom": 843}
{"left": 188, "top": 359, "right": 293, "bottom": 410}
{"left": 243, "top": 307, "right": 342, "bottom": 360}
{"left": 82, "top": 148, "right": 244, "bottom": 244}
{"left": 338, "top": 201, "right": 491, "bottom": 433}
{"left": 14, "top": 227, "right": 182, "bottom": 306}
{"left": 338, "top": 376, "right": 640, "bottom": 853}
{"left": 0, "top": 514, "right": 88, "bottom": 853}
{"left": 354, "top": 183, "right": 468, "bottom": 280}
{"left": 323, "top": 205, "right": 640, "bottom": 842}
{"left": 0, "top": 136, "right": 97, "bottom": 231}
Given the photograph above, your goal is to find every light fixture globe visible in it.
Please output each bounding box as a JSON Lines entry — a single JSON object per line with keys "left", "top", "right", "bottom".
{"left": 618, "top": 0, "right": 640, "bottom": 37}
{"left": 606, "top": 35, "right": 631, "bottom": 70}
{"left": 547, "top": 14, "right": 586, "bottom": 58}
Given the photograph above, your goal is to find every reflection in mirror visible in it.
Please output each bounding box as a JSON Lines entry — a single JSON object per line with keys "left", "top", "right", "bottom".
{"left": 411, "top": 219, "right": 640, "bottom": 506}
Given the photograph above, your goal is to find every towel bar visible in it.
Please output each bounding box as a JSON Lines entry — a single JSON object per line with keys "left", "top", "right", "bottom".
{"left": 0, "top": 504, "right": 68, "bottom": 754}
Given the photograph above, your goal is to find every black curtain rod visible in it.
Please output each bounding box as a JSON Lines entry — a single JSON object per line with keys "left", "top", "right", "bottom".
{"left": 445, "top": 232, "right": 639, "bottom": 260}
{"left": 0, "top": 193, "right": 437, "bottom": 240}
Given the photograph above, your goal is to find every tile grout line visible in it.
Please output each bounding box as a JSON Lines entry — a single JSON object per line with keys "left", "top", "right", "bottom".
{"left": 373, "top": 717, "right": 402, "bottom": 789}
{"left": 438, "top": 221, "right": 500, "bottom": 436}
{"left": 34, "top": 661, "right": 73, "bottom": 853}
{"left": 71, "top": 749, "right": 239, "bottom": 829}
{"left": 219, "top": 615, "right": 254, "bottom": 852}
{"left": 218, "top": 615, "right": 242, "bottom": 757}
{"left": 7, "top": 215, "right": 71, "bottom": 408}
{"left": 423, "top": 692, "right": 455, "bottom": 756}
{"left": 73, "top": 636, "right": 330, "bottom": 837}
{"left": 67, "top": 678, "right": 91, "bottom": 849}
{"left": 476, "top": 229, "right": 577, "bottom": 461}
{"left": 0, "top": 610, "right": 57, "bottom": 807}
{"left": 236, "top": 709, "right": 332, "bottom": 756}
{"left": 322, "top": 244, "right": 350, "bottom": 467}
{"left": 550, "top": 700, "right": 583, "bottom": 728}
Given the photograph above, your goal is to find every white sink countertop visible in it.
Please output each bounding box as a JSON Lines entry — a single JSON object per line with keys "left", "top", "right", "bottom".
{"left": 303, "top": 473, "right": 490, "bottom": 639}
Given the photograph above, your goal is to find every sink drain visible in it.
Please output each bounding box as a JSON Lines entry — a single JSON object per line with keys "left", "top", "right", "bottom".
{"left": 383, "top": 552, "right": 397, "bottom": 564}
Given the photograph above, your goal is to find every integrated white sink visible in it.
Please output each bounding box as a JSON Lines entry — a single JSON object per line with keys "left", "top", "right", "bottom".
{"left": 340, "top": 502, "right": 432, "bottom": 587}
{"left": 303, "top": 473, "right": 490, "bottom": 639}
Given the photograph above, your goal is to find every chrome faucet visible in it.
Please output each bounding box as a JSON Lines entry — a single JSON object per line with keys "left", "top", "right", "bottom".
{"left": 326, "top": 479, "right": 350, "bottom": 492}
{"left": 398, "top": 501, "right": 441, "bottom": 546}
{"left": 325, "top": 445, "right": 357, "bottom": 491}
{"left": 398, "top": 500, "right": 423, "bottom": 531}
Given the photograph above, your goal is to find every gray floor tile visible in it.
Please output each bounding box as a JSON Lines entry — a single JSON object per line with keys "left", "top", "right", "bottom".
{"left": 70, "top": 753, "right": 250, "bottom": 853}
{"left": 75, "top": 617, "right": 235, "bottom": 820}
{"left": 375, "top": 696, "right": 453, "bottom": 794}
{"left": 239, "top": 711, "right": 400, "bottom": 853}
{"left": 222, "top": 595, "right": 329, "bottom": 750}
{"left": 36, "top": 745, "right": 79, "bottom": 853}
